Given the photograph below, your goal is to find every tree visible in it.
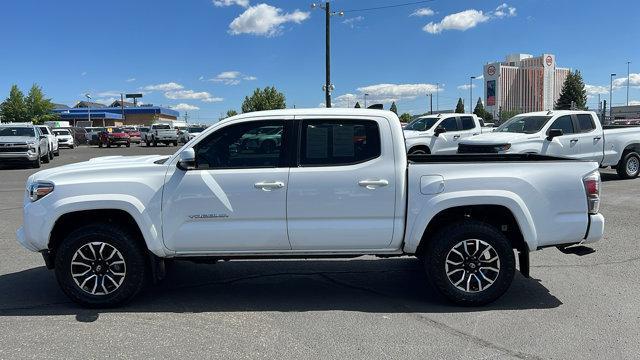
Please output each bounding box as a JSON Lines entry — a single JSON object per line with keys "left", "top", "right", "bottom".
{"left": 472, "top": 97, "right": 493, "bottom": 122}
{"left": 226, "top": 109, "right": 238, "bottom": 118}
{"left": 455, "top": 98, "right": 465, "bottom": 113}
{"left": 389, "top": 101, "right": 398, "bottom": 115}
{"left": 399, "top": 113, "right": 412, "bottom": 123}
{"left": 24, "top": 84, "right": 55, "bottom": 124}
{"left": 354, "top": 101, "right": 361, "bottom": 108}
{"left": 0, "top": 85, "right": 27, "bottom": 123}
{"left": 555, "top": 70, "right": 587, "bottom": 110}
{"left": 499, "top": 109, "right": 521, "bottom": 122}
{"left": 241, "top": 86, "right": 286, "bottom": 113}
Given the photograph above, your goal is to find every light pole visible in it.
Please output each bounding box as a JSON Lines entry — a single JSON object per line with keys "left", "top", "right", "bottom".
{"left": 610, "top": 73, "right": 616, "bottom": 121}
{"left": 627, "top": 61, "right": 631, "bottom": 106}
{"left": 85, "top": 93, "right": 92, "bottom": 127}
{"left": 469, "top": 76, "right": 476, "bottom": 113}
{"left": 364, "top": 93, "right": 369, "bottom": 108}
{"left": 436, "top": 82, "right": 439, "bottom": 112}
{"left": 311, "top": 2, "right": 343, "bottom": 108}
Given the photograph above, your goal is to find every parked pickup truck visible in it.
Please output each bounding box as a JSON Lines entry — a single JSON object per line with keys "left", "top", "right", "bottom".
{"left": 458, "top": 110, "right": 640, "bottom": 179}
{"left": 144, "top": 123, "right": 179, "bottom": 147}
{"left": 404, "top": 113, "right": 489, "bottom": 155}
{"left": 17, "top": 109, "right": 604, "bottom": 308}
{"left": 0, "top": 123, "right": 50, "bottom": 168}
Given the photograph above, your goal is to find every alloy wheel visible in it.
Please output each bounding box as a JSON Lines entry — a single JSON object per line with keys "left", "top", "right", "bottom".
{"left": 445, "top": 239, "right": 500, "bottom": 293}
{"left": 70, "top": 242, "right": 126, "bottom": 295}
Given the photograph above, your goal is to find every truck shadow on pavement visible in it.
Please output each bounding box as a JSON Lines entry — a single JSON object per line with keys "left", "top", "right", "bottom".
{"left": 0, "top": 258, "right": 561, "bottom": 322}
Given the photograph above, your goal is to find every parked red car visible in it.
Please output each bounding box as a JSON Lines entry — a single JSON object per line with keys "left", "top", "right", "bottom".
{"left": 125, "top": 129, "right": 142, "bottom": 144}
{"left": 98, "top": 128, "right": 131, "bottom": 148}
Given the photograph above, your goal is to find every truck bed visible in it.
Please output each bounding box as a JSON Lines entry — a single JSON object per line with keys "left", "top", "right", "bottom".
{"left": 408, "top": 153, "right": 577, "bottom": 163}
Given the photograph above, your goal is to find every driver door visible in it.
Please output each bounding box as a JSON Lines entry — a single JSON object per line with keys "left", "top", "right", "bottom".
{"left": 162, "top": 118, "right": 293, "bottom": 253}
{"left": 542, "top": 115, "right": 579, "bottom": 157}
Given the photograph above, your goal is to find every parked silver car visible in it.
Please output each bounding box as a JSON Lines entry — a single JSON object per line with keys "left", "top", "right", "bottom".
{"left": 0, "top": 124, "right": 50, "bottom": 168}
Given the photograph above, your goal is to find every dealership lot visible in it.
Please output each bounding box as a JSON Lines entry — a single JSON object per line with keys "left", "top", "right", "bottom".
{"left": 0, "top": 146, "right": 639, "bottom": 360}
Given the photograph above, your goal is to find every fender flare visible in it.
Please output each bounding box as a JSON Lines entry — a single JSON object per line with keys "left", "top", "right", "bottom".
{"left": 47, "top": 195, "right": 169, "bottom": 257}
{"left": 405, "top": 190, "right": 538, "bottom": 253}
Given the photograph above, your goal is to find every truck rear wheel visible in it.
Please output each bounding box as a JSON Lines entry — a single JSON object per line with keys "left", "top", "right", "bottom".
{"left": 54, "top": 223, "right": 147, "bottom": 308}
{"left": 423, "top": 220, "right": 515, "bottom": 306}
{"left": 616, "top": 151, "right": 640, "bottom": 179}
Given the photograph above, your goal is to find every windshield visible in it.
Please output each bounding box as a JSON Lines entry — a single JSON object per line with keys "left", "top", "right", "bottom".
{"left": 53, "top": 129, "right": 71, "bottom": 135}
{"left": 495, "top": 115, "right": 552, "bottom": 134}
{"left": 153, "top": 124, "right": 171, "bottom": 130}
{"left": 112, "top": 128, "right": 125, "bottom": 133}
{"left": 0, "top": 127, "right": 35, "bottom": 137}
{"left": 404, "top": 117, "right": 440, "bottom": 131}
{"left": 188, "top": 127, "right": 205, "bottom": 133}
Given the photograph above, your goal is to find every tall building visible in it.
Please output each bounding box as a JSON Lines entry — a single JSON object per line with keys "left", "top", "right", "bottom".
{"left": 483, "top": 53, "right": 570, "bottom": 117}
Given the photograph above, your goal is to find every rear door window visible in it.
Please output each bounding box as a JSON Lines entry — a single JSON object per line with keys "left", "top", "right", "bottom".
{"left": 299, "top": 120, "right": 381, "bottom": 166}
{"left": 460, "top": 116, "right": 476, "bottom": 130}
{"left": 577, "top": 114, "right": 596, "bottom": 133}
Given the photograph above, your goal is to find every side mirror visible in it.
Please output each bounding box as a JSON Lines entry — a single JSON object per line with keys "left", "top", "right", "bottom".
{"left": 434, "top": 125, "right": 446, "bottom": 136}
{"left": 547, "top": 128, "right": 563, "bottom": 141}
{"left": 177, "top": 148, "right": 196, "bottom": 171}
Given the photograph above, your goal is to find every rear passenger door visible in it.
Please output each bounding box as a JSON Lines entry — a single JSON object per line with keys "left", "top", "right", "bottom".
{"left": 286, "top": 117, "right": 397, "bottom": 250}
{"left": 459, "top": 116, "right": 481, "bottom": 141}
{"left": 434, "top": 117, "right": 462, "bottom": 154}
{"left": 574, "top": 113, "right": 604, "bottom": 162}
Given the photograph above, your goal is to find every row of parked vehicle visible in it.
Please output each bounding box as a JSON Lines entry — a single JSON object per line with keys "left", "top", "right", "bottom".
{"left": 0, "top": 123, "right": 76, "bottom": 168}
{"left": 84, "top": 123, "right": 209, "bottom": 148}
{"left": 403, "top": 110, "right": 640, "bottom": 179}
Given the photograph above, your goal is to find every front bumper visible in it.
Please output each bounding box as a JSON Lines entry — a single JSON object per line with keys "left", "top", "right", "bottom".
{"left": 583, "top": 213, "right": 605, "bottom": 244}
{"left": 0, "top": 151, "right": 39, "bottom": 161}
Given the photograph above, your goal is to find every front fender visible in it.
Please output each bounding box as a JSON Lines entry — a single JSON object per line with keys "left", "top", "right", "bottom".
{"left": 404, "top": 190, "right": 538, "bottom": 253}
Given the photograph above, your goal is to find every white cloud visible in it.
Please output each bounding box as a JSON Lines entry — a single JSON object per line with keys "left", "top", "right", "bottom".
{"left": 229, "top": 3, "right": 310, "bottom": 36}
{"left": 126, "top": 78, "right": 136, "bottom": 82}
{"left": 95, "top": 97, "right": 118, "bottom": 105}
{"left": 342, "top": 16, "right": 364, "bottom": 28}
{"left": 332, "top": 84, "right": 441, "bottom": 108}
{"left": 423, "top": 4, "right": 516, "bottom": 34}
{"left": 142, "top": 82, "right": 184, "bottom": 91}
{"left": 585, "top": 84, "right": 609, "bottom": 95}
{"left": 629, "top": 100, "right": 640, "bottom": 106}
{"left": 492, "top": 3, "right": 517, "bottom": 18}
{"left": 457, "top": 84, "right": 476, "bottom": 90}
{"left": 171, "top": 103, "right": 200, "bottom": 111}
{"left": 199, "top": 76, "right": 205, "bottom": 81}
{"left": 213, "top": 0, "right": 249, "bottom": 7}
{"left": 410, "top": 8, "right": 434, "bottom": 17}
{"left": 210, "top": 71, "right": 257, "bottom": 85}
{"left": 81, "top": 72, "right": 87, "bottom": 76}
{"left": 613, "top": 73, "right": 640, "bottom": 88}
{"left": 165, "top": 89, "right": 223, "bottom": 103}
{"left": 96, "top": 91, "right": 122, "bottom": 97}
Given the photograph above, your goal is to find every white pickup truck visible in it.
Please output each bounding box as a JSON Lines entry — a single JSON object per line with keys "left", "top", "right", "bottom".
{"left": 144, "top": 123, "right": 179, "bottom": 147}
{"left": 458, "top": 110, "right": 640, "bottom": 179}
{"left": 404, "top": 113, "right": 489, "bottom": 155}
{"left": 17, "top": 109, "right": 604, "bottom": 308}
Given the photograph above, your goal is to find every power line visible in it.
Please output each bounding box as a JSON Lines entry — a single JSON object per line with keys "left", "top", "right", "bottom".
{"left": 343, "top": 0, "right": 435, "bottom": 13}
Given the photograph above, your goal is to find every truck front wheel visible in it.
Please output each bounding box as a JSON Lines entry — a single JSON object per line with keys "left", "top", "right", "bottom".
{"left": 616, "top": 151, "right": 640, "bottom": 179}
{"left": 54, "top": 223, "right": 147, "bottom": 308}
{"left": 423, "top": 220, "right": 515, "bottom": 306}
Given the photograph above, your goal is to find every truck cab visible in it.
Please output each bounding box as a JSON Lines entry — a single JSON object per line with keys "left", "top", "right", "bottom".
{"left": 404, "top": 113, "right": 485, "bottom": 155}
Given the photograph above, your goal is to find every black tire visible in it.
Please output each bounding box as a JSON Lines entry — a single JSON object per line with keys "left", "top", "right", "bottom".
{"left": 145, "top": 140, "right": 150, "bottom": 147}
{"left": 48, "top": 150, "right": 54, "bottom": 160}
{"left": 42, "top": 151, "right": 50, "bottom": 164}
{"left": 54, "top": 223, "right": 147, "bottom": 308}
{"left": 31, "top": 152, "right": 41, "bottom": 168}
{"left": 173, "top": 141, "right": 178, "bottom": 146}
{"left": 98, "top": 142, "right": 103, "bottom": 148}
{"left": 423, "top": 220, "right": 515, "bottom": 306}
{"left": 153, "top": 139, "right": 158, "bottom": 147}
{"left": 54, "top": 149, "right": 60, "bottom": 157}
{"left": 616, "top": 151, "right": 640, "bottom": 179}
{"left": 126, "top": 142, "right": 131, "bottom": 148}
{"left": 409, "top": 147, "right": 430, "bottom": 155}
{"left": 70, "top": 144, "right": 75, "bottom": 149}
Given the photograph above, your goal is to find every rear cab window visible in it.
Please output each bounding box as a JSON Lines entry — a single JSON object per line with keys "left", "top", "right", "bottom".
{"left": 299, "top": 120, "right": 381, "bottom": 166}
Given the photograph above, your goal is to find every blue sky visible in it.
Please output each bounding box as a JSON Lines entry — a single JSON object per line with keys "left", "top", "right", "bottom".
{"left": 1, "top": 0, "right": 639, "bottom": 122}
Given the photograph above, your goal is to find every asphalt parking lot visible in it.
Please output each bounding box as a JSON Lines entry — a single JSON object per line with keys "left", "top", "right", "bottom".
{"left": 0, "top": 145, "right": 639, "bottom": 360}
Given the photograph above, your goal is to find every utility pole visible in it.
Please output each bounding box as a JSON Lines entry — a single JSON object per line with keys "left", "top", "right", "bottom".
{"left": 429, "top": 93, "right": 433, "bottom": 114}
{"left": 312, "top": 2, "right": 343, "bottom": 108}
{"left": 469, "top": 76, "right": 476, "bottom": 113}
{"left": 364, "top": 93, "right": 369, "bottom": 108}
{"left": 627, "top": 61, "right": 631, "bottom": 106}
{"left": 610, "top": 73, "right": 616, "bottom": 121}
{"left": 436, "top": 82, "right": 439, "bottom": 113}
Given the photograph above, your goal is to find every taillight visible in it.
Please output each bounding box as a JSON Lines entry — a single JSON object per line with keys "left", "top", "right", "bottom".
{"left": 583, "top": 171, "right": 600, "bottom": 214}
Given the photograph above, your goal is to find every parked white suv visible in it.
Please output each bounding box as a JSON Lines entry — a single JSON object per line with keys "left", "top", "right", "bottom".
{"left": 17, "top": 108, "right": 604, "bottom": 307}
{"left": 404, "top": 113, "right": 487, "bottom": 154}
{"left": 52, "top": 129, "right": 75, "bottom": 149}
{"left": 458, "top": 110, "right": 640, "bottom": 179}
{"left": 37, "top": 125, "right": 59, "bottom": 159}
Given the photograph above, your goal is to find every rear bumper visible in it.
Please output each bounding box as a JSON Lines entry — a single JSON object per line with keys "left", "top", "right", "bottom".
{"left": 583, "top": 213, "right": 604, "bottom": 244}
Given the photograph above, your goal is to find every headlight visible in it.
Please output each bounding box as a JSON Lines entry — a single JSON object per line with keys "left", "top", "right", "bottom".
{"left": 27, "top": 141, "right": 38, "bottom": 149}
{"left": 28, "top": 181, "right": 55, "bottom": 202}
{"left": 494, "top": 144, "right": 511, "bottom": 152}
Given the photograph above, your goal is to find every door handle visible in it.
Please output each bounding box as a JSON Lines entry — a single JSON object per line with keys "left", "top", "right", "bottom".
{"left": 254, "top": 181, "right": 285, "bottom": 191}
{"left": 594, "top": 136, "right": 602, "bottom": 141}
{"left": 358, "top": 179, "right": 389, "bottom": 189}
{"left": 453, "top": 135, "right": 461, "bottom": 140}
{"left": 472, "top": 133, "right": 480, "bottom": 136}
{"left": 570, "top": 138, "right": 579, "bottom": 143}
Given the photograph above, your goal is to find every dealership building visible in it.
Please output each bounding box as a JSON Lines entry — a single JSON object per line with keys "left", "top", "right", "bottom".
{"left": 52, "top": 100, "right": 179, "bottom": 127}
{"left": 483, "top": 53, "right": 570, "bottom": 117}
